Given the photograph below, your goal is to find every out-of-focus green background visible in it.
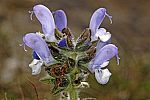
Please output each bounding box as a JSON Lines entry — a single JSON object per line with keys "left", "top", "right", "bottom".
{"left": 0, "top": 0, "right": 150, "bottom": 99}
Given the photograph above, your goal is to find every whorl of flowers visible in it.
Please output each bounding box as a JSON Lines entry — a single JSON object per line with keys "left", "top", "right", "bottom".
{"left": 22, "top": 4, "right": 119, "bottom": 99}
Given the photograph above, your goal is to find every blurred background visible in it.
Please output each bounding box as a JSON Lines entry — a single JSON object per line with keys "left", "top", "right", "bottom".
{"left": 0, "top": 0, "right": 150, "bottom": 99}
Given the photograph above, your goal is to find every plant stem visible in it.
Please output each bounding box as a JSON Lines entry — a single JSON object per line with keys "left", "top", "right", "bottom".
{"left": 69, "top": 85, "right": 78, "bottom": 100}
{"left": 61, "top": 52, "right": 79, "bottom": 100}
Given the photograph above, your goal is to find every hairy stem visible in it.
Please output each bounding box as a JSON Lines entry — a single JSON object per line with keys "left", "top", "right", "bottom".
{"left": 69, "top": 86, "right": 78, "bottom": 100}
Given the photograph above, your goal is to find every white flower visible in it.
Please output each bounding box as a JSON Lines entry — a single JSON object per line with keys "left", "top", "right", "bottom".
{"left": 29, "top": 59, "right": 43, "bottom": 75}
{"left": 94, "top": 68, "right": 111, "bottom": 84}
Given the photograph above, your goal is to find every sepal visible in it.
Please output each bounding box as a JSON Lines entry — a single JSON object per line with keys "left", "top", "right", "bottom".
{"left": 52, "top": 77, "right": 69, "bottom": 95}
{"left": 62, "top": 28, "right": 74, "bottom": 49}
{"left": 45, "top": 63, "right": 63, "bottom": 78}
{"left": 78, "top": 46, "right": 96, "bottom": 65}
{"left": 75, "top": 28, "right": 92, "bottom": 51}
{"left": 48, "top": 45, "right": 67, "bottom": 62}
{"left": 45, "top": 59, "right": 75, "bottom": 78}
{"left": 39, "top": 74, "right": 55, "bottom": 84}
{"left": 54, "top": 28, "right": 64, "bottom": 40}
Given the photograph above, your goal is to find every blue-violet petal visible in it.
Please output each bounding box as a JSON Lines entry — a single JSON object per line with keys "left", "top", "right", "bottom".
{"left": 23, "top": 33, "right": 54, "bottom": 64}
{"left": 53, "top": 10, "right": 67, "bottom": 32}
{"left": 89, "top": 8, "right": 112, "bottom": 36}
{"left": 92, "top": 44, "right": 119, "bottom": 68}
{"left": 33, "top": 5, "right": 56, "bottom": 42}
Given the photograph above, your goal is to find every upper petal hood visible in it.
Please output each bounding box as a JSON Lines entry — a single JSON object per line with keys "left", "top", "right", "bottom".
{"left": 53, "top": 10, "right": 67, "bottom": 32}
{"left": 33, "top": 5, "right": 56, "bottom": 42}
{"left": 23, "top": 33, "right": 54, "bottom": 64}
{"left": 89, "top": 8, "right": 112, "bottom": 36}
{"left": 92, "top": 44, "right": 119, "bottom": 68}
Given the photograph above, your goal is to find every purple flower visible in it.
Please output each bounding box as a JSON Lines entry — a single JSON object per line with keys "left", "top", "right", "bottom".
{"left": 53, "top": 10, "right": 67, "bottom": 32}
{"left": 90, "top": 44, "right": 119, "bottom": 70}
{"left": 89, "top": 8, "right": 112, "bottom": 42}
{"left": 23, "top": 33, "right": 54, "bottom": 75}
{"left": 33, "top": 5, "right": 56, "bottom": 42}
{"left": 89, "top": 44, "right": 120, "bottom": 84}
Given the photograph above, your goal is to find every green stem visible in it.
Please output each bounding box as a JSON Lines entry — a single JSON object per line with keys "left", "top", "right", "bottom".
{"left": 69, "top": 85, "right": 78, "bottom": 100}
{"left": 67, "top": 66, "right": 79, "bottom": 100}
{"left": 61, "top": 52, "right": 79, "bottom": 100}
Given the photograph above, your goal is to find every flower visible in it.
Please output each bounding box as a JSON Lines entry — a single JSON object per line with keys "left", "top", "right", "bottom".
{"left": 89, "top": 44, "right": 119, "bottom": 84}
{"left": 23, "top": 33, "right": 54, "bottom": 75}
{"left": 88, "top": 8, "right": 120, "bottom": 84}
{"left": 89, "top": 8, "right": 112, "bottom": 42}
{"left": 89, "top": 44, "right": 119, "bottom": 71}
{"left": 33, "top": 5, "right": 56, "bottom": 42}
{"left": 23, "top": 5, "right": 119, "bottom": 89}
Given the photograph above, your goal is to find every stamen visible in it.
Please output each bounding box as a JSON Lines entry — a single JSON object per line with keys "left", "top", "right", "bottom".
{"left": 28, "top": 11, "right": 34, "bottom": 20}
{"left": 19, "top": 43, "right": 27, "bottom": 51}
{"left": 23, "top": 44, "right": 27, "bottom": 52}
{"left": 105, "top": 13, "right": 112, "bottom": 24}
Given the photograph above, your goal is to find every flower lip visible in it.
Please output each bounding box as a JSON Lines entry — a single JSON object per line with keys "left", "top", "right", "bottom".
{"left": 95, "top": 68, "right": 111, "bottom": 84}
{"left": 29, "top": 59, "right": 43, "bottom": 75}
{"left": 95, "top": 28, "right": 111, "bottom": 42}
